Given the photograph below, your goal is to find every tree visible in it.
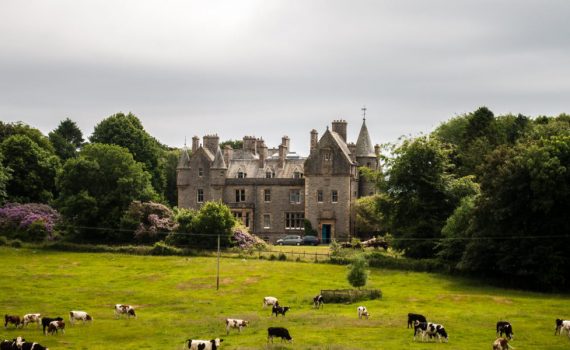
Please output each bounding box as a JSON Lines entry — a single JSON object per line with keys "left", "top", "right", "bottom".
{"left": 55, "top": 143, "right": 157, "bottom": 242}
{"left": 49, "top": 118, "right": 84, "bottom": 160}
{"left": 0, "top": 151, "right": 11, "bottom": 204}
{"left": 219, "top": 139, "right": 243, "bottom": 150}
{"left": 163, "top": 148, "right": 180, "bottom": 206}
{"left": 90, "top": 112, "right": 167, "bottom": 199}
{"left": 355, "top": 195, "right": 384, "bottom": 235}
{"left": 347, "top": 256, "right": 368, "bottom": 289}
{"left": 1, "top": 134, "right": 60, "bottom": 203}
{"left": 120, "top": 201, "right": 178, "bottom": 243}
{"left": 191, "top": 201, "right": 235, "bottom": 249}
{"left": 0, "top": 121, "right": 54, "bottom": 152}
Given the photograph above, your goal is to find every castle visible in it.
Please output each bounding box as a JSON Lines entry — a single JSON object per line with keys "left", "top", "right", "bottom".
{"left": 176, "top": 118, "right": 379, "bottom": 243}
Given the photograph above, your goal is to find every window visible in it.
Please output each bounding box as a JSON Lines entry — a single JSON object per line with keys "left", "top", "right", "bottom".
{"left": 263, "top": 214, "right": 271, "bottom": 229}
{"left": 197, "top": 189, "right": 204, "bottom": 203}
{"left": 324, "top": 151, "right": 332, "bottom": 161}
{"left": 264, "top": 189, "right": 271, "bottom": 202}
{"left": 235, "top": 189, "right": 245, "bottom": 202}
{"left": 198, "top": 168, "right": 203, "bottom": 177}
{"left": 265, "top": 170, "right": 274, "bottom": 178}
{"left": 332, "top": 190, "right": 338, "bottom": 203}
{"left": 237, "top": 171, "right": 246, "bottom": 178}
{"left": 293, "top": 171, "right": 303, "bottom": 179}
{"left": 289, "top": 189, "right": 301, "bottom": 204}
{"left": 317, "top": 190, "right": 323, "bottom": 203}
{"left": 285, "top": 212, "right": 304, "bottom": 230}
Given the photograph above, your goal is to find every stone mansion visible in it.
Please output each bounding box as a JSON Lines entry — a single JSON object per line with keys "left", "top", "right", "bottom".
{"left": 176, "top": 118, "right": 379, "bottom": 243}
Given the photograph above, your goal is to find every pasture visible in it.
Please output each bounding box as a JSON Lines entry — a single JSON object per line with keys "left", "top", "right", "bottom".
{"left": 0, "top": 246, "right": 568, "bottom": 349}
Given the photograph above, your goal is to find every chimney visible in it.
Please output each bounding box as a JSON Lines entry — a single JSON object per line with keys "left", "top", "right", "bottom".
{"left": 203, "top": 134, "right": 219, "bottom": 155}
{"left": 310, "top": 129, "right": 318, "bottom": 152}
{"left": 281, "top": 136, "right": 290, "bottom": 151}
{"left": 331, "top": 119, "right": 347, "bottom": 142}
{"left": 243, "top": 136, "right": 257, "bottom": 154}
{"left": 348, "top": 142, "right": 357, "bottom": 162}
{"left": 223, "top": 145, "right": 233, "bottom": 166}
{"left": 278, "top": 144, "right": 286, "bottom": 168}
{"left": 257, "top": 138, "right": 268, "bottom": 168}
{"left": 192, "top": 136, "right": 200, "bottom": 153}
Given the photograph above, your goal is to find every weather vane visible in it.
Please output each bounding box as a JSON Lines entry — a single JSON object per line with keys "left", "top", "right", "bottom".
{"left": 362, "top": 106, "right": 367, "bottom": 121}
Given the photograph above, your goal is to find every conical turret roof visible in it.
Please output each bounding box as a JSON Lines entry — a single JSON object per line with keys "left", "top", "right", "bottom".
{"left": 177, "top": 148, "right": 190, "bottom": 168}
{"left": 356, "top": 118, "right": 375, "bottom": 157}
{"left": 211, "top": 147, "right": 227, "bottom": 169}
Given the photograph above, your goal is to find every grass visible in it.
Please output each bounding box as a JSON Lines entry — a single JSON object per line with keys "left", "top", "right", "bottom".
{"left": 0, "top": 246, "right": 569, "bottom": 349}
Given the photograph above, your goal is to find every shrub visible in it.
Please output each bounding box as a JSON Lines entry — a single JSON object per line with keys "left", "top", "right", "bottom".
{"left": 0, "top": 202, "right": 61, "bottom": 241}
{"left": 278, "top": 253, "right": 287, "bottom": 261}
{"left": 347, "top": 256, "right": 369, "bottom": 289}
{"left": 232, "top": 225, "right": 268, "bottom": 251}
{"left": 149, "top": 241, "right": 182, "bottom": 256}
{"left": 121, "top": 201, "right": 178, "bottom": 243}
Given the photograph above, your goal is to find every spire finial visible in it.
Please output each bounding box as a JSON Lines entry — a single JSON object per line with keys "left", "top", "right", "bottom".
{"left": 361, "top": 106, "right": 367, "bottom": 121}
{"left": 184, "top": 136, "right": 187, "bottom": 148}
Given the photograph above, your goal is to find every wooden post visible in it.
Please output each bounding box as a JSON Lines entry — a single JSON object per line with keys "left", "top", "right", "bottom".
{"left": 216, "top": 235, "right": 220, "bottom": 291}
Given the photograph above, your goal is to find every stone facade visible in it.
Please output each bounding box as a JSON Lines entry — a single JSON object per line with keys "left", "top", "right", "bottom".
{"left": 177, "top": 119, "right": 378, "bottom": 243}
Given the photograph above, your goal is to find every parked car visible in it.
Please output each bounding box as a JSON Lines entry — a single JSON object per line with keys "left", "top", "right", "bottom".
{"left": 276, "top": 235, "right": 303, "bottom": 246}
{"left": 302, "top": 235, "right": 320, "bottom": 246}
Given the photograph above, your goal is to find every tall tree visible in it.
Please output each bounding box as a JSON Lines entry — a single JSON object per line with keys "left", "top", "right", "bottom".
{"left": 0, "top": 151, "right": 11, "bottom": 204}
{"left": 163, "top": 148, "right": 180, "bottom": 207}
{"left": 1, "top": 134, "right": 60, "bottom": 203}
{"left": 49, "top": 118, "right": 84, "bottom": 160}
{"left": 0, "top": 121, "right": 54, "bottom": 152}
{"left": 55, "top": 143, "right": 157, "bottom": 242}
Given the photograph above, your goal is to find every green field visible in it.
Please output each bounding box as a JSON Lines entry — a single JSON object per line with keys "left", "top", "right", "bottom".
{"left": 0, "top": 247, "right": 568, "bottom": 349}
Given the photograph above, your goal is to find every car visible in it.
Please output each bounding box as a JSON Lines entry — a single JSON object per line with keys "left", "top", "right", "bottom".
{"left": 276, "top": 235, "right": 303, "bottom": 246}
{"left": 302, "top": 235, "right": 320, "bottom": 246}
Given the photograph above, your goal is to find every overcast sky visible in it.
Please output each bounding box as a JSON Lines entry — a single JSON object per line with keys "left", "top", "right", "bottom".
{"left": 1, "top": 0, "right": 569, "bottom": 154}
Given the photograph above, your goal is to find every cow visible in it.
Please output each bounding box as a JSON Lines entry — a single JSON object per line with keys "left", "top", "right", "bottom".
{"left": 267, "top": 327, "right": 292, "bottom": 343}
{"left": 114, "top": 304, "right": 136, "bottom": 318}
{"left": 0, "top": 337, "right": 26, "bottom": 350}
{"left": 41, "top": 317, "right": 63, "bottom": 335}
{"left": 185, "top": 338, "right": 223, "bottom": 350}
{"left": 263, "top": 296, "right": 278, "bottom": 308}
{"left": 47, "top": 320, "right": 65, "bottom": 335}
{"left": 22, "top": 314, "right": 41, "bottom": 328}
{"left": 493, "top": 337, "right": 512, "bottom": 350}
{"left": 555, "top": 318, "right": 570, "bottom": 335}
{"left": 414, "top": 321, "right": 448, "bottom": 342}
{"left": 496, "top": 321, "right": 514, "bottom": 340}
{"left": 225, "top": 318, "right": 248, "bottom": 335}
{"left": 357, "top": 306, "right": 369, "bottom": 319}
{"left": 407, "top": 313, "right": 426, "bottom": 328}
{"left": 313, "top": 294, "right": 324, "bottom": 309}
{"left": 272, "top": 305, "right": 290, "bottom": 317}
{"left": 4, "top": 315, "right": 21, "bottom": 328}
{"left": 21, "top": 342, "right": 49, "bottom": 350}
{"left": 69, "top": 311, "right": 92, "bottom": 325}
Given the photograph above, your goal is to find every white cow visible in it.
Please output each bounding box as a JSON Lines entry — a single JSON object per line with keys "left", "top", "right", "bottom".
{"left": 357, "top": 306, "right": 369, "bottom": 319}
{"left": 225, "top": 318, "right": 248, "bottom": 335}
{"left": 22, "top": 313, "right": 41, "bottom": 327}
{"left": 114, "top": 304, "right": 136, "bottom": 318}
{"left": 263, "top": 296, "right": 278, "bottom": 308}
{"left": 555, "top": 319, "right": 570, "bottom": 335}
{"left": 69, "top": 311, "right": 92, "bottom": 325}
{"left": 186, "top": 338, "right": 223, "bottom": 350}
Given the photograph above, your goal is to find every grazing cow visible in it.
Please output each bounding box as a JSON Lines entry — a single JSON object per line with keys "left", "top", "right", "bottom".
{"left": 22, "top": 314, "right": 41, "bottom": 328}
{"left": 114, "top": 304, "right": 136, "bottom": 318}
{"left": 185, "top": 338, "right": 223, "bottom": 350}
{"left": 493, "top": 337, "right": 511, "bottom": 350}
{"left": 407, "top": 313, "right": 426, "bottom": 328}
{"left": 414, "top": 321, "right": 448, "bottom": 342}
{"left": 357, "top": 306, "right": 369, "bottom": 319}
{"left": 225, "top": 318, "right": 248, "bottom": 335}
{"left": 47, "top": 320, "right": 65, "bottom": 335}
{"left": 263, "top": 296, "right": 278, "bottom": 308}
{"left": 69, "top": 311, "right": 92, "bottom": 325}
{"left": 496, "top": 321, "right": 514, "bottom": 340}
{"left": 41, "top": 317, "right": 63, "bottom": 335}
{"left": 267, "top": 327, "right": 292, "bottom": 343}
{"left": 21, "top": 341, "right": 49, "bottom": 350}
{"left": 555, "top": 318, "right": 570, "bottom": 335}
{"left": 4, "top": 315, "right": 21, "bottom": 328}
{"left": 0, "top": 340, "right": 15, "bottom": 350}
{"left": 313, "top": 294, "right": 324, "bottom": 309}
{"left": 272, "top": 305, "right": 290, "bottom": 317}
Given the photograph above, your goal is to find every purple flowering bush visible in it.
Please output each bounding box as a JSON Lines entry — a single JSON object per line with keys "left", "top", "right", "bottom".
{"left": 232, "top": 225, "right": 267, "bottom": 251}
{"left": 121, "top": 201, "right": 178, "bottom": 243}
{"left": 0, "top": 202, "right": 61, "bottom": 241}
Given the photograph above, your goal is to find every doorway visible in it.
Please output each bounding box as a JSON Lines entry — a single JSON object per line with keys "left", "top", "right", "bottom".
{"left": 322, "top": 224, "right": 331, "bottom": 244}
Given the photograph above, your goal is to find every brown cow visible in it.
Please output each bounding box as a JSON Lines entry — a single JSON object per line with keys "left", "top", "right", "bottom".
{"left": 493, "top": 337, "right": 511, "bottom": 350}
{"left": 4, "top": 315, "right": 21, "bottom": 328}
{"left": 47, "top": 320, "right": 65, "bottom": 335}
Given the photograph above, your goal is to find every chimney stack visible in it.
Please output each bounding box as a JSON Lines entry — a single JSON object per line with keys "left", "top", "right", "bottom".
{"left": 192, "top": 136, "right": 200, "bottom": 152}
{"left": 310, "top": 129, "right": 318, "bottom": 152}
{"left": 331, "top": 119, "right": 347, "bottom": 142}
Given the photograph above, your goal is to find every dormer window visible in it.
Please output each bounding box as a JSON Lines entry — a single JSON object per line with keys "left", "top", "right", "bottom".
{"left": 237, "top": 168, "right": 246, "bottom": 178}
{"left": 293, "top": 170, "right": 303, "bottom": 179}
{"left": 198, "top": 168, "right": 203, "bottom": 177}
{"left": 265, "top": 168, "right": 275, "bottom": 178}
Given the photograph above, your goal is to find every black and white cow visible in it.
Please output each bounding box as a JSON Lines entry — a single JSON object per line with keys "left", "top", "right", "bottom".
{"left": 22, "top": 314, "right": 41, "bottom": 328}
{"left": 272, "top": 305, "right": 290, "bottom": 317}
{"left": 496, "top": 321, "right": 514, "bottom": 340}
{"left": 21, "top": 341, "right": 49, "bottom": 350}
{"left": 493, "top": 337, "right": 511, "bottom": 350}
{"left": 267, "top": 327, "right": 292, "bottom": 343}
{"left": 357, "top": 306, "right": 369, "bottom": 319}
{"left": 4, "top": 315, "right": 21, "bottom": 328}
{"left": 186, "top": 338, "right": 223, "bottom": 350}
{"left": 69, "top": 311, "right": 92, "bottom": 325}
{"left": 225, "top": 318, "right": 248, "bottom": 335}
{"left": 114, "top": 304, "right": 136, "bottom": 318}
{"left": 41, "top": 317, "right": 63, "bottom": 335}
{"left": 414, "top": 321, "right": 448, "bottom": 342}
{"left": 555, "top": 319, "right": 570, "bottom": 335}
{"left": 263, "top": 296, "right": 278, "bottom": 308}
{"left": 407, "top": 313, "right": 426, "bottom": 328}
{"left": 313, "top": 294, "right": 324, "bottom": 309}
{"left": 47, "top": 320, "right": 65, "bottom": 335}
{"left": 0, "top": 337, "right": 25, "bottom": 350}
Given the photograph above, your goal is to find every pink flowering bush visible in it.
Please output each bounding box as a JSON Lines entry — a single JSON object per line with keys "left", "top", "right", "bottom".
{"left": 121, "top": 201, "right": 178, "bottom": 243}
{"left": 0, "top": 202, "right": 61, "bottom": 241}
{"left": 232, "top": 225, "right": 267, "bottom": 251}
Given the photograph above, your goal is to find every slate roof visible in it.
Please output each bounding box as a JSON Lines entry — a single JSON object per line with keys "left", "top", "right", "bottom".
{"left": 356, "top": 119, "right": 375, "bottom": 157}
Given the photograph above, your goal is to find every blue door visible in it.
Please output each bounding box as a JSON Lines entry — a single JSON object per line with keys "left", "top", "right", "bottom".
{"left": 322, "top": 224, "right": 331, "bottom": 244}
